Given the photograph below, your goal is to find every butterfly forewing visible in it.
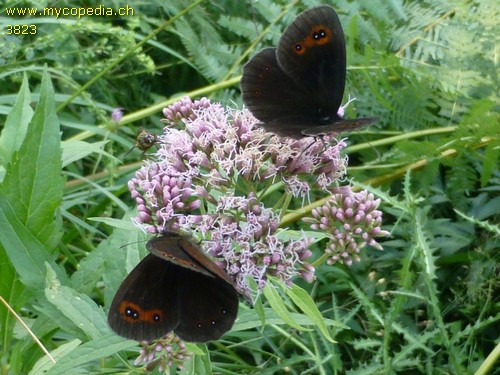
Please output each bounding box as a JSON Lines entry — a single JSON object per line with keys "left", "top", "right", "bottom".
{"left": 241, "top": 48, "right": 319, "bottom": 125}
{"left": 277, "top": 5, "right": 346, "bottom": 116}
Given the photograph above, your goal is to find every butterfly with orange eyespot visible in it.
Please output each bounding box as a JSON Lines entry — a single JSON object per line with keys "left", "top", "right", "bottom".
{"left": 241, "top": 5, "right": 377, "bottom": 139}
{"left": 108, "top": 232, "right": 238, "bottom": 342}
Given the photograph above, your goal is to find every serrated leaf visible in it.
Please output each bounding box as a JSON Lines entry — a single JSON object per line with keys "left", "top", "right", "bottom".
{"left": 0, "top": 69, "right": 63, "bottom": 249}
{"left": 415, "top": 208, "right": 437, "bottom": 277}
{"left": 0, "top": 74, "right": 33, "bottom": 168}
{"left": 45, "top": 265, "right": 110, "bottom": 340}
{"left": 0, "top": 195, "right": 66, "bottom": 289}
{"left": 100, "top": 228, "right": 148, "bottom": 306}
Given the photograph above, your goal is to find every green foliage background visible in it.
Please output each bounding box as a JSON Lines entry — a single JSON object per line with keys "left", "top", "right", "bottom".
{"left": 0, "top": 0, "right": 498, "bottom": 374}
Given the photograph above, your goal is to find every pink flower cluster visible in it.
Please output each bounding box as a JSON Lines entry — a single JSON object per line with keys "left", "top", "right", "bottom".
{"left": 128, "top": 96, "right": 387, "bottom": 296}
{"left": 134, "top": 333, "right": 191, "bottom": 374}
{"left": 305, "top": 191, "right": 389, "bottom": 265}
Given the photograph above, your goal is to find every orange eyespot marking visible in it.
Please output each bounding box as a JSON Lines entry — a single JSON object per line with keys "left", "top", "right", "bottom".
{"left": 310, "top": 24, "right": 332, "bottom": 45}
{"left": 118, "top": 301, "right": 163, "bottom": 324}
{"left": 293, "top": 42, "right": 306, "bottom": 55}
{"left": 292, "top": 25, "right": 333, "bottom": 55}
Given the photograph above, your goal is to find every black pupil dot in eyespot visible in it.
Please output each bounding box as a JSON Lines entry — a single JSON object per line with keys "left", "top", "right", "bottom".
{"left": 221, "top": 308, "right": 227, "bottom": 315}
{"left": 313, "top": 29, "right": 327, "bottom": 40}
{"left": 211, "top": 320, "right": 216, "bottom": 326}
{"left": 295, "top": 44, "right": 302, "bottom": 51}
{"left": 197, "top": 323, "right": 202, "bottom": 328}
{"left": 125, "top": 307, "right": 139, "bottom": 320}
{"left": 153, "top": 314, "right": 161, "bottom": 322}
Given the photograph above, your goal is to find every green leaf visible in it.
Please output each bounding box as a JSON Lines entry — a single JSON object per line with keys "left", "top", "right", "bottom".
{"left": 481, "top": 144, "right": 498, "bottom": 187}
{"left": 0, "top": 196, "right": 66, "bottom": 289}
{"left": 29, "top": 339, "right": 81, "bottom": 375}
{"left": 185, "top": 345, "right": 212, "bottom": 375}
{"left": 245, "top": 275, "right": 266, "bottom": 328}
{"left": 87, "top": 216, "right": 140, "bottom": 231}
{"left": 262, "top": 282, "right": 309, "bottom": 332}
{"left": 286, "top": 283, "right": 337, "bottom": 343}
{"left": 0, "top": 74, "right": 33, "bottom": 168}
{"left": 42, "top": 335, "right": 137, "bottom": 375}
{"left": 232, "top": 308, "right": 348, "bottom": 332}
{"left": 44, "top": 264, "right": 110, "bottom": 340}
{"left": 61, "top": 140, "right": 113, "bottom": 167}
{"left": 0, "top": 68, "right": 63, "bottom": 249}
{"left": 0, "top": 249, "right": 29, "bottom": 354}
{"left": 100, "top": 227, "right": 147, "bottom": 306}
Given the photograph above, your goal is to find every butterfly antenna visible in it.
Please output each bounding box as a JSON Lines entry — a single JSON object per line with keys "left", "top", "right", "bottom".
{"left": 119, "top": 238, "right": 148, "bottom": 249}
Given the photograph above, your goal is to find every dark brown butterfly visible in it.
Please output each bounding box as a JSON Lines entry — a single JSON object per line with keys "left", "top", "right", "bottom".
{"left": 241, "top": 5, "right": 377, "bottom": 138}
{"left": 108, "top": 233, "right": 238, "bottom": 342}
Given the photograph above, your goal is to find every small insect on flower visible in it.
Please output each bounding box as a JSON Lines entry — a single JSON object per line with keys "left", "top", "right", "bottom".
{"left": 124, "top": 129, "right": 159, "bottom": 158}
